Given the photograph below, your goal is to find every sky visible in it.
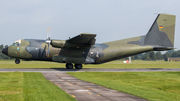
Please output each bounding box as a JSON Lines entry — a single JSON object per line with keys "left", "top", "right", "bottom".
{"left": 0, "top": 0, "right": 180, "bottom": 49}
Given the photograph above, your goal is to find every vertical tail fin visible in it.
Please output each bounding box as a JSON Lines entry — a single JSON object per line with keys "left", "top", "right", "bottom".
{"left": 144, "top": 14, "right": 176, "bottom": 47}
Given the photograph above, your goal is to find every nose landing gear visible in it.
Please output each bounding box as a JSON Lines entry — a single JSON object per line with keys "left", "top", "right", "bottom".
{"left": 15, "top": 59, "right": 20, "bottom": 64}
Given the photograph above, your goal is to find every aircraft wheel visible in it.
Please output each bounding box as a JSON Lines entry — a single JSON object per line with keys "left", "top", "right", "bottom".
{"left": 15, "top": 59, "right": 20, "bottom": 64}
{"left": 66, "top": 63, "right": 73, "bottom": 69}
{"left": 75, "top": 64, "right": 82, "bottom": 69}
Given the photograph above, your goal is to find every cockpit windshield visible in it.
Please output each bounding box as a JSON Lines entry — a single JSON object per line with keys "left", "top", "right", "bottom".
{"left": 12, "top": 43, "right": 20, "bottom": 46}
{"left": 12, "top": 39, "right": 21, "bottom": 46}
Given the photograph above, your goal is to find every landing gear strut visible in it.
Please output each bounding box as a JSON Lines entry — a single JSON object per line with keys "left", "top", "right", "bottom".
{"left": 66, "top": 63, "right": 73, "bottom": 69}
{"left": 75, "top": 64, "right": 82, "bottom": 69}
{"left": 15, "top": 59, "right": 20, "bottom": 64}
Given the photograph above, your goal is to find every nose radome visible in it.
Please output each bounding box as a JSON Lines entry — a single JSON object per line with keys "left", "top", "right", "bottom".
{"left": 2, "top": 47, "right": 8, "bottom": 55}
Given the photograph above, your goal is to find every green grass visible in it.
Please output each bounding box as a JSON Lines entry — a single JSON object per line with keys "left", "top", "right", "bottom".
{"left": 0, "top": 72, "right": 76, "bottom": 101}
{"left": 68, "top": 72, "right": 180, "bottom": 101}
{"left": 0, "top": 60, "right": 180, "bottom": 68}
{"left": 0, "top": 72, "right": 23, "bottom": 101}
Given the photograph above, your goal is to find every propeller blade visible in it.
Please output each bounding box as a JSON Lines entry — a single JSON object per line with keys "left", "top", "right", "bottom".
{"left": 47, "top": 43, "right": 50, "bottom": 58}
{"left": 49, "top": 27, "right": 51, "bottom": 38}
{"left": 47, "top": 29, "right": 49, "bottom": 40}
{"left": 46, "top": 27, "right": 51, "bottom": 58}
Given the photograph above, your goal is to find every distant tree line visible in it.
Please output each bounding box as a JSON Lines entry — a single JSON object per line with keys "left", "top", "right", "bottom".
{"left": 0, "top": 44, "right": 12, "bottom": 59}
{"left": 0, "top": 44, "right": 180, "bottom": 61}
{"left": 123, "top": 50, "right": 180, "bottom": 61}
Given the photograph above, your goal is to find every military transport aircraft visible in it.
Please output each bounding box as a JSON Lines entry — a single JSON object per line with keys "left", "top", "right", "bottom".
{"left": 2, "top": 14, "right": 176, "bottom": 69}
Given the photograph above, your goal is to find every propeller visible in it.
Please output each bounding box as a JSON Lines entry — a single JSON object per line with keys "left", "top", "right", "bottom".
{"left": 45, "top": 27, "right": 51, "bottom": 58}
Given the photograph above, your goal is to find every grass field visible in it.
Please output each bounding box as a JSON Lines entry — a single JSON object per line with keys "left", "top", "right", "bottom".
{"left": 0, "top": 60, "right": 180, "bottom": 68}
{"left": 68, "top": 72, "right": 180, "bottom": 101}
{"left": 0, "top": 72, "right": 76, "bottom": 101}
{"left": 1, "top": 60, "right": 180, "bottom": 101}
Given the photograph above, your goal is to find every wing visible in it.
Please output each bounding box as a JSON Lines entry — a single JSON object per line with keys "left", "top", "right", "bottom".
{"left": 67, "top": 33, "right": 96, "bottom": 45}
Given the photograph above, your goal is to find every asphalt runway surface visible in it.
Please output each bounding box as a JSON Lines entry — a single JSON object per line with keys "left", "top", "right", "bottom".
{"left": 42, "top": 72, "right": 147, "bottom": 101}
{"left": 0, "top": 68, "right": 180, "bottom": 72}
{"left": 1, "top": 68, "right": 179, "bottom": 101}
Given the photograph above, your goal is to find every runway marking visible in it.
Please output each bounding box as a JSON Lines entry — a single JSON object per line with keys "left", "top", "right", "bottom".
{"left": 97, "top": 94, "right": 101, "bottom": 96}
{"left": 88, "top": 93, "right": 92, "bottom": 95}
{"left": 87, "top": 87, "right": 91, "bottom": 90}
{"left": 71, "top": 95, "right": 75, "bottom": 97}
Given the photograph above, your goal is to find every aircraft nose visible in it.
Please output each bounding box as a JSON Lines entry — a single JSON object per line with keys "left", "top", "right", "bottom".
{"left": 2, "top": 47, "right": 8, "bottom": 55}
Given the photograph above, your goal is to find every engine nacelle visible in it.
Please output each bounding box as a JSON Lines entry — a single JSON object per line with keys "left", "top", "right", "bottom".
{"left": 51, "top": 40, "right": 66, "bottom": 48}
{"left": 51, "top": 40, "right": 83, "bottom": 48}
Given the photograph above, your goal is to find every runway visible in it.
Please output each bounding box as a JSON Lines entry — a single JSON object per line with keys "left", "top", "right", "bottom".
{"left": 0, "top": 68, "right": 180, "bottom": 72}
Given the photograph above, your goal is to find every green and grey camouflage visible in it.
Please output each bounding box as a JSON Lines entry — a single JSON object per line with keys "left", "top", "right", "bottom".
{"left": 2, "top": 14, "right": 176, "bottom": 69}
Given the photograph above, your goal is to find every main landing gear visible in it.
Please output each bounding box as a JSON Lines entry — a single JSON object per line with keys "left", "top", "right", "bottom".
{"left": 15, "top": 59, "right": 20, "bottom": 64}
{"left": 66, "top": 63, "right": 73, "bottom": 69}
{"left": 66, "top": 63, "right": 82, "bottom": 69}
{"left": 75, "top": 64, "right": 82, "bottom": 69}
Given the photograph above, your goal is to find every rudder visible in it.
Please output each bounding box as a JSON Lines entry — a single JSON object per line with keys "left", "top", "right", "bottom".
{"left": 144, "top": 14, "right": 176, "bottom": 47}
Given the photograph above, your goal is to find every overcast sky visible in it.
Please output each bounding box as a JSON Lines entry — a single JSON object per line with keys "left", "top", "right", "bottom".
{"left": 0, "top": 0, "right": 180, "bottom": 49}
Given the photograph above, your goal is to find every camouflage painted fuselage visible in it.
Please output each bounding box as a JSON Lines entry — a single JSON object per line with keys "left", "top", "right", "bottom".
{"left": 6, "top": 37, "right": 172, "bottom": 64}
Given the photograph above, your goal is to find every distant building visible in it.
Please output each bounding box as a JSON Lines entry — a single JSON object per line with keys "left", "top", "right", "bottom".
{"left": 168, "top": 57, "right": 180, "bottom": 61}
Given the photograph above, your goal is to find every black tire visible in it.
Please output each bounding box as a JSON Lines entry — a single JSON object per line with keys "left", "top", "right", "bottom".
{"left": 75, "top": 64, "right": 82, "bottom": 69}
{"left": 66, "top": 63, "right": 73, "bottom": 69}
{"left": 15, "top": 59, "right": 20, "bottom": 64}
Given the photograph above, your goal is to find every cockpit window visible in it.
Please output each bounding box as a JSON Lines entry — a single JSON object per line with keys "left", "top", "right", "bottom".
{"left": 12, "top": 42, "right": 20, "bottom": 46}
{"left": 12, "top": 39, "right": 21, "bottom": 46}
{"left": 17, "top": 43, "right": 20, "bottom": 46}
{"left": 12, "top": 43, "right": 17, "bottom": 46}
